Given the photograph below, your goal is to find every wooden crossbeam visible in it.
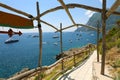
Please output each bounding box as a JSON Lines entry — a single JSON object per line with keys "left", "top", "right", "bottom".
{"left": 56, "top": 24, "right": 100, "bottom": 32}
{"left": 40, "top": 3, "right": 120, "bottom": 18}
{"left": 0, "top": 3, "right": 33, "bottom": 18}
{"left": 1, "top": 2, "right": 120, "bottom": 20}
{"left": 40, "top": 20, "right": 59, "bottom": 31}
{"left": 106, "top": 0, "right": 120, "bottom": 18}
{"left": 40, "top": 5, "right": 75, "bottom": 17}
{"left": 58, "top": 0, "right": 77, "bottom": 27}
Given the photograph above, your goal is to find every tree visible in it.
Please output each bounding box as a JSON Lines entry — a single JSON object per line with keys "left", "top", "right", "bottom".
{"left": 116, "top": 20, "right": 120, "bottom": 26}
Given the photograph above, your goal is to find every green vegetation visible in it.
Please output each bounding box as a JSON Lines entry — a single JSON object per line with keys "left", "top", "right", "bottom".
{"left": 99, "top": 24, "right": 120, "bottom": 79}
{"left": 34, "top": 73, "right": 46, "bottom": 80}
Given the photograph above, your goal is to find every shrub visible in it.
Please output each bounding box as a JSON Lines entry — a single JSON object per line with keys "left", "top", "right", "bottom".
{"left": 34, "top": 73, "right": 46, "bottom": 80}
{"left": 116, "top": 39, "right": 120, "bottom": 48}
{"left": 106, "top": 42, "right": 116, "bottom": 50}
{"left": 116, "top": 59, "right": 120, "bottom": 66}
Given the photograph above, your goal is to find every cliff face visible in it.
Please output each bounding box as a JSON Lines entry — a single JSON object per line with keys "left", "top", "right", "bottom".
{"left": 75, "top": 7, "right": 120, "bottom": 32}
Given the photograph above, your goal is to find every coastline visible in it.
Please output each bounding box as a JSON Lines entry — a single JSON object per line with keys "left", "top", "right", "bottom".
{"left": 7, "top": 43, "right": 95, "bottom": 80}
{"left": 0, "top": 32, "right": 97, "bottom": 78}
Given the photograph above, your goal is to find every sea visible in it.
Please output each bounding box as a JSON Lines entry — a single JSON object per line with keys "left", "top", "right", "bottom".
{"left": 0, "top": 31, "right": 97, "bottom": 78}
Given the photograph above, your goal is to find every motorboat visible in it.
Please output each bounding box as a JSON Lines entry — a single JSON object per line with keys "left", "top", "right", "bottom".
{"left": 90, "top": 33, "right": 94, "bottom": 36}
{"left": 69, "top": 40, "right": 72, "bottom": 43}
{"left": 32, "top": 35, "right": 39, "bottom": 38}
{"left": 53, "top": 42, "right": 58, "bottom": 45}
{"left": 5, "top": 38, "right": 19, "bottom": 44}
{"left": 42, "top": 42, "right": 47, "bottom": 44}
{"left": 53, "top": 35, "right": 59, "bottom": 38}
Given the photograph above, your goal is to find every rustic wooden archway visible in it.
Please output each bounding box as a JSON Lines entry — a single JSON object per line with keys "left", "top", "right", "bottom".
{"left": 1, "top": 0, "right": 120, "bottom": 77}
{"left": 39, "top": 3, "right": 120, "bottom": 18}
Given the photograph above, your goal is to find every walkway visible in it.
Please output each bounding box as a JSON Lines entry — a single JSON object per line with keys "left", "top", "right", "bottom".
{"left": 58, "top": 50, "right": 113, "bottom": 80}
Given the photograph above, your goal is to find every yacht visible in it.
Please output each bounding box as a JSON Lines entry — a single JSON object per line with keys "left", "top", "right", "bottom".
{"left": 53, "top": 35, "right": 59, "bottom": 38}
{"left": 53, "top": 42, "right": 58, "bottom": 45}
{"left": 5, "top": 38, "right": 19, "bottom": 44}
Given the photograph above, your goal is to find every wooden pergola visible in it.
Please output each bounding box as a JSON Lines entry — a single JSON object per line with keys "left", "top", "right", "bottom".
{"left": 56, "top": 0, "right": 120, "bottom": 75}
{"left": 0, "top": 0, "right": 120, "bottom": 79}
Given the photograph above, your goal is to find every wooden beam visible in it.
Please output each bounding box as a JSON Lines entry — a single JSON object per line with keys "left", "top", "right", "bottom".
{"left": 39, "top": 3, "right": 120, "bottom": 18}
{"left": 101, "top": 0, "right": 107, "bottom": 75}
{"left": 58, "top": 0, "right": 77, "bottom": 26}
{"left": 40, "top": 5, "right": 75, "bottom": 17}
{"left": 1, "top": 2, "right": 120, "bottom": 20}
{"left": 60, "top": 23, "right": 64, "bottom": 70}
{"left": 36, "top": 1, "right": 42, "bottom": 68}
{"left": 40, "top": 20, "right": 59, "bottom": 31}
{"left": 106, "top": 0, "right": 120, "bottom": 18}
{"left": 76, "top": 24, "right": 97, "bottom": 30}
{"left": 97, "top": 21, "right": 100, "bottom": 62}
{"left": 60, "top": 23, "right": 63, "bottom": 54}
{"left": 56, "top": 23, "right": 98, "bottom": 32}
{"left": 0, "top": 3, "right": 33, "bottom": 18}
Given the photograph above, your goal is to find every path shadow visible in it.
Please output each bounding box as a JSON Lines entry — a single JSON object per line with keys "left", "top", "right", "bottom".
{"left": 104, "top": 74, "right": 114, "bottom": 79}
{"left": 62, "top": 76, "right": 75, "bottom": 80}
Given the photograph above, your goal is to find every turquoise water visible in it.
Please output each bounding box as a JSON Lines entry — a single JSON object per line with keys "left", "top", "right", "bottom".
{"left": 0, "top": 31, "right": 97, "bottom": 78}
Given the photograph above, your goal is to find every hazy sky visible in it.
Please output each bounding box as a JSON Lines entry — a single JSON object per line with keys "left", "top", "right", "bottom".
{"left": 0, "top": 0, "right": 115, "bottom": 33}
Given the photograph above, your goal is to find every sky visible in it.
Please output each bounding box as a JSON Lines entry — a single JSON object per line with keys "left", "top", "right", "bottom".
{"left": 0, "top": 0, "right": 115, "bottom": 33}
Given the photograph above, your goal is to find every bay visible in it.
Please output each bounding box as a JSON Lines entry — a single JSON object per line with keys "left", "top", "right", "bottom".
{"left": 0, "top": 31, "right": 97, "bottom": 78}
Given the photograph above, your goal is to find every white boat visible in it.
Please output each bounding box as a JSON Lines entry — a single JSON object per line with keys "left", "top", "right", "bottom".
{"left": 53, "top": 42, "right": 58, "bottom": 45}
{"left": 42, "top": 42, "right": 47, "bottom": 44}
{"left": 53, "top": 35, "right": 59, "bottom": 38}
{"left": 90, "top": 34, "right": 94, "bottom": 36}
{"left": 32, "top": 35, "right": 39, "bottom": 38}
{"left": 69, "top": 40, "right": 72, "bottom": 43}
{"left": 5, "top": 38, "right": 19, "bottom": 44}
{"left": 86, "top": 39, "right": 89, "bottom": 41}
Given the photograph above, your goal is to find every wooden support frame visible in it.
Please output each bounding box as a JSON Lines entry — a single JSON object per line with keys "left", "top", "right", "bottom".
{"left": 106, "top": 0, "right": 120, "bottom": 18}
{"left": 101, "top": 0, "right": 107, "bottom": 75}
{"left": 1, "top": 0, "right": 120, "bottom": 78}
{"left": 40, "top": 20, "right": 59, "bottom": 31}
{"left": 60, "top": 23, "right": 63, "bottom": 54}
{"left": 1, "top": 2, "right": 120, "bottom": 32}
{"left": 36, "top": 1, "right": 42, "bottom": 68}
{"left": 73, "top": 52, "right": 76, "bottom": 67}
{"left": 97, "top": 21, "right": 100, "bottom": 62}
{"left": 39, "top": 3, "right": 120, "bottom": 18}
{"left": 56, "top": 23, "right": 98, "bottom": 32}
{"left": 60, "top": 23, "right": 64, "bottom": 70}
{"left": 36, "top": 2, "right": 43, "bottom": 80}
{"left": 58, "top": 0, "right": 77, "bottom": 27}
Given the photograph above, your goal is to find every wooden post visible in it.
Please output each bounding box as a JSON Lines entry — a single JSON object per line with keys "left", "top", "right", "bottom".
{"left": 97, "top": 21, "right": 100, "bottom": 62}
{"left": 37, "top": 1, "right": 42, "bottom": 69}
{"left": 101, "top": 0, "right": 106, "bottom": 75}
{"left": 60, "top": 23, "right": 64, "bottom": 70}
{"left": 61, "top": 59, "right": 64, "bottom": 71}
{"left": 60, "top": 23, "right": 63, "bottom": 54}
{"left": 89, "top": 45, "right": 91, "bottom": 55}
{"left": 86, "top": 49, "right": 88, "bottom": 55}
{"left": 36, "top": 2, "right": 42, "bottom": 80}
{"left": 73, "top": 52, "right": 76, "bottom": 67}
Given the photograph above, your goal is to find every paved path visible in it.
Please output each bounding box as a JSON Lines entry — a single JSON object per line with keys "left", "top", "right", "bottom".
{"left": 58, "top": 50, "right": 113, "bottom": 80}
